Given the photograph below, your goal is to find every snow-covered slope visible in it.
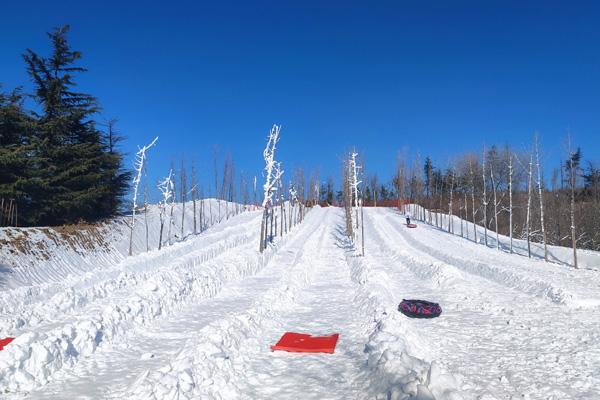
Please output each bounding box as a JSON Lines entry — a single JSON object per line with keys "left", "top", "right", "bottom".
{"left": 405, "top": 204, "right": 600, "bottom": 271}
{"left": 0, "top": 206, "right": 599, "bottom": 399}
{"left": 0, "top": 199, "right": 252, "bottom": 289}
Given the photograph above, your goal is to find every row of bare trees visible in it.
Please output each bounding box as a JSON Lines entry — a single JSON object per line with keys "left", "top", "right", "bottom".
{"left": 390, "top": 134, "right": 596, "bottom": 268}
{"left": 127, "top": 138, "right": 260, "bottom": 256}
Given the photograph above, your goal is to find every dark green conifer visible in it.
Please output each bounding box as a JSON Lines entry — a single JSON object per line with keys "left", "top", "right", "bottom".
{"left": 22, "top": 25, "right": 129, "bottom": 225}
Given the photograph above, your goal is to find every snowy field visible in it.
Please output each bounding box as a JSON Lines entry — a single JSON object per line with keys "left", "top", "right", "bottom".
{"left": 1, "top": 206, "right": 599, "bottom": 399}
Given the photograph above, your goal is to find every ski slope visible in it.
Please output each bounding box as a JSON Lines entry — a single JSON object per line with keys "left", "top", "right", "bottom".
{"left": 1, "top": 206, "right": 599, "bottom": 399}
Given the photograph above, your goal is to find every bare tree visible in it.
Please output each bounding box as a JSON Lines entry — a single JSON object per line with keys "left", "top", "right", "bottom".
{"left": 143, "top": 162, "right": 150, "bottom": 252}
{"left": 180, "top": 157, "right": 187, "bottom": 239}
{"left": 394, "top": 150, "right": 406, "bottom": 212}
{"left": 448, "top": 166, "right": 455, "bottom": 234}
{"left": 507, "top": 151, "right": 514, "bottom": 253}
{"left": 489, "top": 148, "right": 500, "bottom": 250}
{"left": 567, "top": 134, "right": 579, "bottom": 268}
{"left": 525, "top": 151, "right": 533, "bottom": 258}
{"left": 468, "top": 157, "right": 478, "bottom": 242}
{"left": 534, "top": 134, "right": 548, "bottom": 261}
{"left": 369, "top": 174, "right": 378, "bottom": 207}
{"left": 191, "top": 160, "right": 198, "bottom": 235}
{"left": 482, "top": 146, "right": 489, "bottom": 246}
{"left": 213, "top": 146, "right": 221, "bottom": 222}
{"left": 168, "top": 160, "right": 177, "bottom": 246}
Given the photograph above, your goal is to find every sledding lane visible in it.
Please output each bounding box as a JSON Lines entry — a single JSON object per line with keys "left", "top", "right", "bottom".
{"left": 20, "top": 207, "right": 322, "bottom": 399}
{"left": 365, "top": 208, "right": 600, "bottom": 399}
{"left": 234, "top": 209, "right": 374, "bottom": 399}
{"left": 127, "top": 207, "right": 378, "bottom": 399}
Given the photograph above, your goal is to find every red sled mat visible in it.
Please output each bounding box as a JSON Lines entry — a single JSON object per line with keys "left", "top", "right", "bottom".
{"left": 407, "top": 224, "right": 417, "bottom": 228}
{"left": 0, "top": 337, "right": 14, "bottom": 351}
{"left": 271, "top": 332, "right": 339, "bottom": 354}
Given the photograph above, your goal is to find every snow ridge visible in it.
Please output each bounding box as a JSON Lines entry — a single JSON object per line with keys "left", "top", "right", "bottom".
{"left": 0, "top": 216, "right": 259, "bottom": 337}
{"left": 0, "top": 210, "right": 303, "bottom": 393}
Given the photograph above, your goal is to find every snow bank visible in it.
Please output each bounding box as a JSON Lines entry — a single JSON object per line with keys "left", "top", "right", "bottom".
{"left": 0, "top": 213, "right": 259, "bottom": 337}
{"left": 0, "top": 208, "right": 273, "bottom": 393}
{"left": 0, "top": 199, "right": 252, "bottom": 289}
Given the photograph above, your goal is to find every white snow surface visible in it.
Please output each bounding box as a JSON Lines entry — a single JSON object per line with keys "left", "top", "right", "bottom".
{"left": 0, "top": 205, "right": 599, "bottom": 399}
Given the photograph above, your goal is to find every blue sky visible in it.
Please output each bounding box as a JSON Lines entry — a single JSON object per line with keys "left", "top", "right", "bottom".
{"left": 2, "top": 1, "right": 599, "bottom": 198}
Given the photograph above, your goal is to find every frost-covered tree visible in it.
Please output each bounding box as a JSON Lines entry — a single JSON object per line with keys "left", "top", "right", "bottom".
{"left": 157, "top": 169, "right": 174, "bottom": 250}
{"left": 129, "top": 137, "right": 158, "bottom": 256}
{"left": 343, "top": 158, "right": 354, "bottom": 239}
{"left": 349, "top": 151, "right": 364, "bottom": 254}
{"left": 259, "top": 124, "right": 283, "bottom": 252}
{"left": 180, "top": 157, "right": 187, "bottom": 238}
{"left": 289, "top": 182, "right": 298, "bottom": 229}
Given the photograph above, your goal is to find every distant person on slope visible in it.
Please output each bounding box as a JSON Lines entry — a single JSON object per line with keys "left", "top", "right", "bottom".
{"left": 406, "top": 212, "right": 411, "bottom": 226}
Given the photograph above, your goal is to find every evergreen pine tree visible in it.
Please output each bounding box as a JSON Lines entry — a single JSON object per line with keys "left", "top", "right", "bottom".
{"left": 23, "top": 25, "right": 129, "bottom": 225}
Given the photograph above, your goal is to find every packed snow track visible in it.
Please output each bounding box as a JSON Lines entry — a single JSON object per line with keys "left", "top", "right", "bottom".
{"left": 1, "top": 207, "right": 599, "bottom": 400}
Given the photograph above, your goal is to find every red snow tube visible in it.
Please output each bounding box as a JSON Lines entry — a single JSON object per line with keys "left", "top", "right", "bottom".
{"left": 271, "top": 332, "right": 339, "bottom": 353}
{"left": 406, "top": 224, "right": 417, "bottom": 228}
{"left": 0, "top": 337, "right": 14, "bottom": 351}
{"left": 399, "top": 299, "right": 442, "bottom": 318}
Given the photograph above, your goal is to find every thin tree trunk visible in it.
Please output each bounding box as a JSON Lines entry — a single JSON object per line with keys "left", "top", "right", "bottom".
{"left": 490, "top": 160, "right": 499, "bottom": 250}
{"left": 259, "top": 208, "right": 267, "bottom": 252}
{"left": 568, "top": 137, "right": 578, "bottom": 268}
{"left": 469, "top": 159, "right": 477, "bottom": 242}
{"left": 535, "top": 136, "right": 548, "bottom": 261}
{"left": 448, "top": 170, "right": 454, "bottom": 234}
{"left": 508, "top": 153, "right": 513, "bottom": 253}
{"left": 526, "top": 152, "right": 533, "bottom": 258}
{"left": 482, "top": 147, "right": 488, "bottom": 247}
{"left": 158, "top": 220, "right": 164, "bottom": 250}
